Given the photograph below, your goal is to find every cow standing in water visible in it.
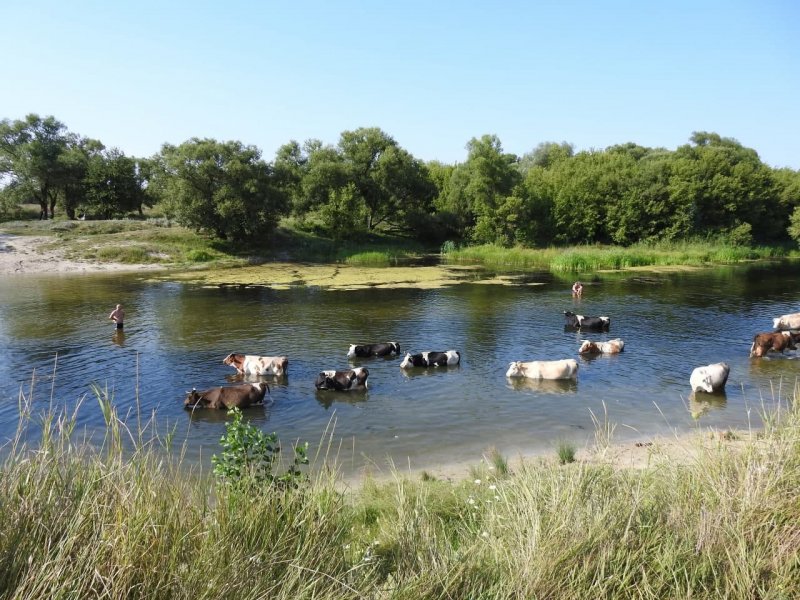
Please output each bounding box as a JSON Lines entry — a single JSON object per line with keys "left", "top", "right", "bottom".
{"left": 400, "top": 351, "right": 461, "bottom": 368}
{"left": 347, "top": 342, "right": 401, "bottom": 358}
{"left": 184, "top": 382, "right": 269, "bottom": 409}
{"left": 506, "top": 359, "right": 579, "bottom": 380}
{"left": 578, "top": 339, "right": 625, "bottom": 354}
{"left": 749, "top": 331, "right": 799, "bottom": 357}
{"left": 315, "top": 367, "right": 369, "bottom": 391}
{"left": 563, "top": 311, "right": 610, "bottom": 331}
{"left": 689, "top": 362, "right": 730, "bottom": 393}
{"left": 223, "top": 353, "right": 288, "bottom": 376}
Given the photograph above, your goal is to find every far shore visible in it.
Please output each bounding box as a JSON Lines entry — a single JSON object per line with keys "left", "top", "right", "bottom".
{"left": 0, "top": 233, "right": 166, "bottom": 275}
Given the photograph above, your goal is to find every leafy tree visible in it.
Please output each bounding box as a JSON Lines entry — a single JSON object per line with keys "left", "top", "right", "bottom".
{"left": 83, "top": 148, "right": 148, "bottom": 219}
{"left": 58, "top": 137, "right": 105, "bottom": 219}
{"left": 518, "top": 141, "right": 574, "bottom": 173}
{"left": 449, "top": 135, "right": 521, "bottom": 244}
{"left": 0, "top": 114, "right": 71, "bottom": 219}
{"left": 154, "top": 138, "right": 286, "bottom": 240}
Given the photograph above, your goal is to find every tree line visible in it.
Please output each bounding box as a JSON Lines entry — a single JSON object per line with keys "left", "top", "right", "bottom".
{"left": 2, "top": 113, "right": 799, "bottom": 247}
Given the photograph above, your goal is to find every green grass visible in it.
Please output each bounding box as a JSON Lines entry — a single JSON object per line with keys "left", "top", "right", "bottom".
{"left": 443, "top": 241, "right": 795, "bottom": 273}
{"left": 556, "top": 440, "right": 577, "bottom": 464}
{"left": 3, "top": 380, "right": 800, "bottom": 598}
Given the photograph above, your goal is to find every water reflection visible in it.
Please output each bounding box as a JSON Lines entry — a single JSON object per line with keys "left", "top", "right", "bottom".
{"left": 112, "top": 330, "right": 126, "bottom": 347}
{"left": 688, "top": 390, "right": 728, "bottom": 419}
{"left": 186, "top": 404, "right": 272, "bottom": 424}
{"left": 506, "top": 377, "right": 578, "bottom": 395}
{"left": 399, "top": 365, "right": 462, "bottom": 379}
{"left": 315, "top": 389, "right": 369, "bottom": 410}
{"left": 224, "top": 373, "right": 289, "bottom": 388}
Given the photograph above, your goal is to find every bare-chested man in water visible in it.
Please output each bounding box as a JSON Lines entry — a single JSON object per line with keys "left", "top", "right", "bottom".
{"left": 108, "top": 304, "right": 125, "bottom": 330}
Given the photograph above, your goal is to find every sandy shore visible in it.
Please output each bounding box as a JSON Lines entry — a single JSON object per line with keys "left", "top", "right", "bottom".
{"left": 341, "top": 425, "right": 754, "bottom": 487}
{"left": 0, "top": 234, "right": 165, "bottom": 275}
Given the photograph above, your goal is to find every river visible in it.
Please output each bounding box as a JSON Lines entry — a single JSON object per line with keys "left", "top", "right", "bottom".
{"left": 1, "top": 261, "right": 798, "bottom": 477}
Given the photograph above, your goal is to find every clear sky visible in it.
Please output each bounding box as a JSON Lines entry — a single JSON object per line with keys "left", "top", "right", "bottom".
{"left": 2, "top": 0, "right": 798, "bottom": 168}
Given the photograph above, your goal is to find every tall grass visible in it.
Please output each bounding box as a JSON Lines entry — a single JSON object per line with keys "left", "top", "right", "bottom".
{"left": 443, "top": 241, "right": 793, "bottom": 273}
{"left": 2, "top": 380, "right": 800, "bottom": 597}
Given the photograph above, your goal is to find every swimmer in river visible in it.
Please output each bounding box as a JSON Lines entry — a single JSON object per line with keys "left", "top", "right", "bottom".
{"left": 108, "top": 303, "right": 125, "bottom": 330}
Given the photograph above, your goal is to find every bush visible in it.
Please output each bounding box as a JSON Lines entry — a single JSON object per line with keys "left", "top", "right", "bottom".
{"left": 212, "top": 407, "right": 308, "bottom": 488}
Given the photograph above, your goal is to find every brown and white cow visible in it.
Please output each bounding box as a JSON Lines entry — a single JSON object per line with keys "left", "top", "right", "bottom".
{"left": 578, "top": 338, "right": 625, "bottom": 354}
{"left": 773, "top": 312, "right": 800, "bottom": 331}
{"left": 315, "top": 367, "right": 369, "bottom": 391}
{"left": 505, "top": 359, "right": 579, "bottom": 380}
{"left": 184, "top": 382, "right": 269, "bottom": 410}
{"left": 749, "top": 331, "right": 800, "bottom": 358}
{"left": 223, "top": 353, "right": 288, "bottom": 376}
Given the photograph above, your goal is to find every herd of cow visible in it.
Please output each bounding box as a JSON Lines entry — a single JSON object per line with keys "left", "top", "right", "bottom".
{"left": 182, "top": 309, "right": 800, "bottom": 410}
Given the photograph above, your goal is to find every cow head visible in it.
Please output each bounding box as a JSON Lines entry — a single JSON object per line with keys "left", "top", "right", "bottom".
{"left": 400, "top": 353, "right": 413, "bottom": 369}
{"left": 773, "top": 317, "right": 782, "bottom": 330}
{"left": 390, "top": 342, "right": 401, "bottom": 354}
{"left": 184, "top": 388, "right": 208, "bottom": 409}
{"left": 505, "top": 361, "right": 524, "bottom": 378}
{"left": 347, "top": 344, "right": 358, "bottom": 358}
{"left": 353, "top": 367, "right": 369, "bottom": 388}
{"left": 222, "top": 353, "right": 239, "bottom": 366}
{"left": 578, "top": 341, "right": 597, "bottom": 354}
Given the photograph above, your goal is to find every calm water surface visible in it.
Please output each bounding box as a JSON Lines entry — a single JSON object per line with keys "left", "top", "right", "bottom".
{"left": 1, "top": 262, "right": 799, "bottom": 477}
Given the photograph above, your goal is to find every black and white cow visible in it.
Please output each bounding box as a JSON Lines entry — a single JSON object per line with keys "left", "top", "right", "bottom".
{"left": 347, "top": 342, "right": 401, "bottom": 358}
{"left": 563, "top": 310, "right": 610, "bottom": 331}
{"left": 400, "top": 350, "right": 461, "bottom": 368}
{"left": 314, "top": 367, "right": 369, "bottom": 391}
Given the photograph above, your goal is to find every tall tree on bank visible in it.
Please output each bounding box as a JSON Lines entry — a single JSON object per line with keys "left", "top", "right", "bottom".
{"left": 154, "top": 138, "right": 286, "bottom": 241}
{"left": 0, "top": 114, "right": 71, "bottom": 219}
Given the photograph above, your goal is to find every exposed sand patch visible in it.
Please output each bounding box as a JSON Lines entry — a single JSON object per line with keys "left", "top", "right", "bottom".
{"left": 0, "top": 234, "right": 166, "bottom": 275}
{"left": 342, "top": 426, "right": 758, "bottom": 488}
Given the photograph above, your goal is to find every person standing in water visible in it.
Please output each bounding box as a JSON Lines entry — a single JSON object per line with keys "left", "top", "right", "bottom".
{"left": 571, "top": 281, "right": 583, "bottom": 297}
{"left": 108, "top": 304, "right": 125, "bottom": 330}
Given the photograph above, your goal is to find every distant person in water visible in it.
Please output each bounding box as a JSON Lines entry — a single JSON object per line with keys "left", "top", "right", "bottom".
{"left": 572, "top": 281, "right": 583, "bottom": 297}
{"left": 108, "top": 304, "right": 125, "bottom": 330}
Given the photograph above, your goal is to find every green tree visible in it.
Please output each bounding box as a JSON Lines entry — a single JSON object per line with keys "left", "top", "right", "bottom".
{"left": 154, "top": 138, "right": 286, "bottom": 240}
{"left": 449, "top": 135, "right": 521, "bottom": 244}
{"left": 83, "top": 148, "right": 148, "bottom": 219}
{"left": 0, "top": 114, "right": 71, "bottom": 219}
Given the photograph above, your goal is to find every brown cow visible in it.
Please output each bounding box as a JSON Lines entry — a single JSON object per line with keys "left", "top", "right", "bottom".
{"left": 184, "top": 382, "right": 269, "bottom": 409}
{"left": 749, "top": 331, "right": 800, "bottom": 358}
{"left": 223, "top": 353, "right": 288, "bottom": 376}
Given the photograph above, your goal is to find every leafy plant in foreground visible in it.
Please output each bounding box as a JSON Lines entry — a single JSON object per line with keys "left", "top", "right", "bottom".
{"left": 212, "top": 407, "right": 309, "bottom": 488}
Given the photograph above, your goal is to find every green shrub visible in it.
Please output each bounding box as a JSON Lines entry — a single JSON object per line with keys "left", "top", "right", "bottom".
{"left": 211, "top": 407, "right": 308, "bottom": 488}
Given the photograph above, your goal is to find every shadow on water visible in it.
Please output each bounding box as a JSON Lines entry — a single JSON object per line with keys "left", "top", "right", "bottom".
{"left": 315, "top": 389, "right": 369, "bottom": 410}
{"left": 506, "top": 377, "right": 579, "bottom": 395}
{"left": 185, "top": 403, "right": 273, "bottom": 424}
{"left": 224, "top": 373, "right": 289, "bottom": 388}
{"left": 688, "top": 390, "right": 728, "bottom": 419}
{"left": 399, "top": 365, "right": 462, "bottom": 379}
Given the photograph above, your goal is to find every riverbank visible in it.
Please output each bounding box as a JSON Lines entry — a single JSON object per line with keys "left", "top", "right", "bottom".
{"left": 1, "top": 398, "right": 795, "bottom": 598}
{"left": 0, "top": 234, "right": 167, "bottom": 274}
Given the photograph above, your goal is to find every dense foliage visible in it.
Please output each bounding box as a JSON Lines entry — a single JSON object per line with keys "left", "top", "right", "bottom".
{"left": 2, "top": 113, "right": 799, "bottom": 248}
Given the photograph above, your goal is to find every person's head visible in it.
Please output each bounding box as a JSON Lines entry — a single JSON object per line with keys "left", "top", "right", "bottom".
{"left": 116, "top": 304, "right": 122, "bottom": 309}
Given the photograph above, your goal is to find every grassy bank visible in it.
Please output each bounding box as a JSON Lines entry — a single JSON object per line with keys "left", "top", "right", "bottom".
{"left": 443, "top": 241, "right": 795, "bottom": 272}
{"left": 2, "top": 214, "right": 798, "bottom": 275}
{"left": 2, "top": 386, "right": 799, "bottom": 598}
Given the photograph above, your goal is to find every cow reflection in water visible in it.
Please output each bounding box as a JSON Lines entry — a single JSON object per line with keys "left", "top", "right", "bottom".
{"left": 315, "top": 389, "right": 368, "bottom": 410}
{"left": 688, "top": 390, "right": 727, "bottom": 419}
{"left": 507, "top": 377, "right": 578, "bottom": 395}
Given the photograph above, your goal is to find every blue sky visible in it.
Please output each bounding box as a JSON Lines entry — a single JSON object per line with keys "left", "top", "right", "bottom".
{"left": 2, "top": 0, "right": 798, "bottom": 168}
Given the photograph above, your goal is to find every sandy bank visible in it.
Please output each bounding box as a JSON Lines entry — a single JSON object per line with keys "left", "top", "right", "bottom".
{"left": 0, "top": 234, "right": 165, "bottom": 275}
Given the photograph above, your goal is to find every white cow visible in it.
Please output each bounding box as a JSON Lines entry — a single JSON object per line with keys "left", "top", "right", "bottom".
{"left": 223, "top": 353, "right": 288, "bottom": 376}
{"left": 505, "top": 359, "right": 579, "bottom": 380}
{"left": 689, "top": 362, "right": 730, "bottom": 393}
{"left": 578, "top": 338, "right": 625, "bottom": 354}
{"left": 773, "top": 312, "right": 800, "bottom": 331}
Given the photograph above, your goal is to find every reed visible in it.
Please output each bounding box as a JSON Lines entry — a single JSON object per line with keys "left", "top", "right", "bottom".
{"left": 443, "top": 241, "right": 792, "bottom": 273}
{"left": 1, "top": 380, "right": 799, "bottom": 598}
